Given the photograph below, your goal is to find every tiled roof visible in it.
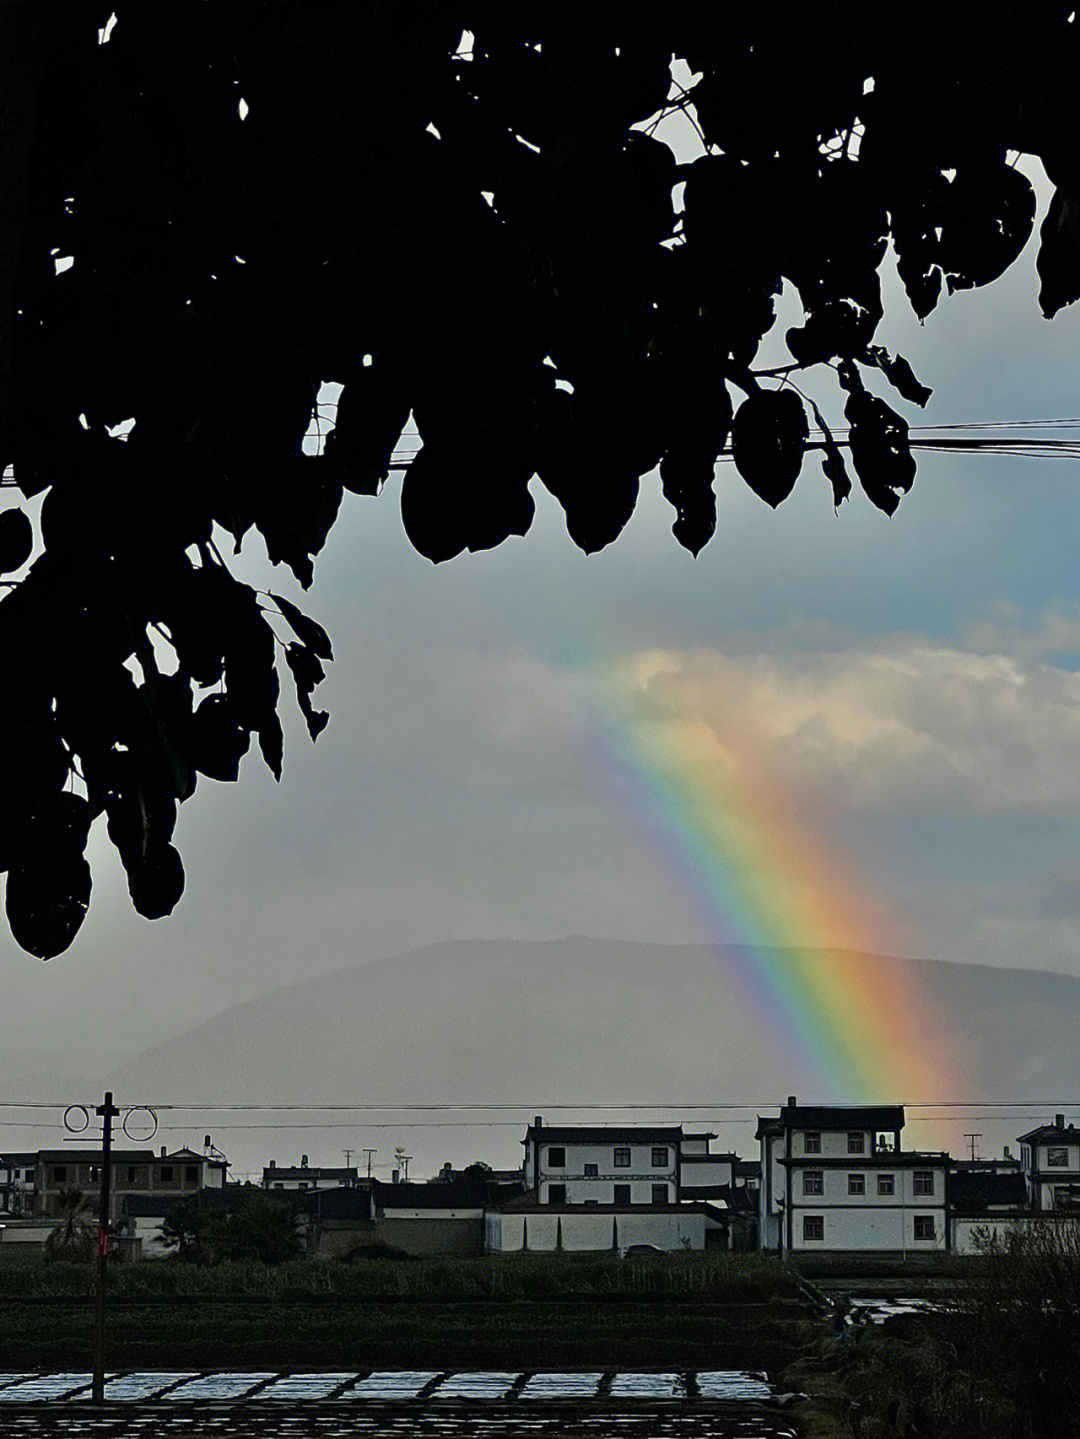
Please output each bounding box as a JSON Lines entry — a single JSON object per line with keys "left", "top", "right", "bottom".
{"left": 295, "top": 1188, "right": 373, "bottom": 1221}
{"left": 522, "top": 1127, "right": 684, "bottom": 1145}
{"left": 779, "top": 1151, "right": 948, "bottom": 1168}
{"left": 1017, "top": 1122, "right": 1079, "bottom": 1142}
{"left": 37, "top": 1150, "right": 155, "bottom": 1164}
{"left": 778, "top": 1104, "right": 905, "bottom": 1131}
{"left": 373, "top": 1179, "right": 521, "bottom": 1209}
{"left": 263, "top": 1167, "right": 357, "bottom": 1182}
{"left": 949, "top": 1170, "right": 1028, "bottom": 1208}
{"left": 495, "top": 1192, "right": 721, "bottom": 1215}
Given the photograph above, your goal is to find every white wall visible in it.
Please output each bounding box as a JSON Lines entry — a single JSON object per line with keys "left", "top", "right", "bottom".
{"left": 539, "top": 1178, "right": 673, "bottom": 1204}
{"left": 680, "top": 1158, "right": 733, "bottom": 1188}
{"left": 792, "top": 1167, "right": 944, "bottom": 1205}
{"left": 538, "top": 1141, "right": 676, "bottom": 1181}
{"left": 486, "top": 1210, "right": 706, "bottom": 1253}
{"left": 790, "top": 1206, "right": 945, "bottom": 1252}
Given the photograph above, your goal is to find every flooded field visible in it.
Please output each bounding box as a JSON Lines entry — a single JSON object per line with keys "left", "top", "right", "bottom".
{"left": 0, "top": 1370, "right": 799, "bottom": 1437}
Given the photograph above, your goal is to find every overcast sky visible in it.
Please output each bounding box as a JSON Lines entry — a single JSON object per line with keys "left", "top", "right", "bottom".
{"left": 4, "top": 114, "right": 1080, "bottom": 1174}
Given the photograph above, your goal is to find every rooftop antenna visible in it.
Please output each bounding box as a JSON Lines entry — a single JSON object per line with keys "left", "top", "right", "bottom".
{"left": 964, "top": 1132, "right": 982, "bottom": 1163}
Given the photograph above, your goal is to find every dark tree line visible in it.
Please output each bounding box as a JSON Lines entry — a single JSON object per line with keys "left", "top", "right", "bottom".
{"left": 1, "top": 3, "right": 1079, "bottom": 957}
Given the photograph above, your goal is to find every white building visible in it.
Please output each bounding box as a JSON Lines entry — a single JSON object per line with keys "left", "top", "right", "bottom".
{"left": 757, "top": 1098, "right": 948, "bottom": 1256}
{"left": 262, "top": 1156, "right": 358, "bottom": 1191}
{"left": 522, "top": 1119, "right": 684, "bottom": 1206}
{"left": 0, "top": 1152, "right": 36, "bottom": 1216}
{"left": 1017, "top": 1115, "right": 1080, "bottom": 1212}
{"left": 493, "top": 1118, "right": 731, "bottom": 1253}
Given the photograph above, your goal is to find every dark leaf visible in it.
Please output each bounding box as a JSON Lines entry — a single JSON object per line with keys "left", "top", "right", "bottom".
{"left": 845, "top": 388, "right": 917, "bottom": 516}
{"left": 189, "top": 693, "right": 251, "bottom": 782}
{"left": 1037, "top": 185, "right": 1080, "bottom": 319}
{"left": 271, "top": 592, "right": 334, "bottom": 661}
{"left": 284, "top": 642, "right": 330, "bottom": 741}
{"left": 5, "top": 855, "right": 92, "bottom": 960}
{"left": 127, "top": 842, "right": 185, "bottom": 920}
{"left": 257, "top": 703, "right": 284, "bottom": 783}
{"left": 658, "top": 450, "right": 717, "bottom": 556}
{"left": 860, "top": 348, "right": 933, "bottom": 408}
{"left": 731, "top": 389, "right": 809, "bottom": 507}
{"left": 807, "top": 400, "right": 852, "bottom": 508}
{"left": 939, "top": 163, "right": 1036, "bottom": 295}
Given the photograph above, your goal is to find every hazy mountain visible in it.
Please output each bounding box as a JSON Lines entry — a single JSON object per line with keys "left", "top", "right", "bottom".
{"left": 94, "top": 939, "right": 1080, "bottom": 1176}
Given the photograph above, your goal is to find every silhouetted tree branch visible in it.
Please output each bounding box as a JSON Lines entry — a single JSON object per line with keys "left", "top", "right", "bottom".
{"left": 2, "top": 3, "right": 1078, "bottom": 955}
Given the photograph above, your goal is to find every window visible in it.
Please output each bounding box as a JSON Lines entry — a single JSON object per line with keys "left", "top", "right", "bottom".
{"left": 546, "top": 1146, "right": 566, "bottom": 1168}
{"left": 652, "top": 1184, "right": 668, "bottom": 1205}
{"left": 583, "top": 1163, "right": 598, "bottom": 1178}
{"left": 53, "top": 1166, "right": 67, "bottom": 1183}
{"left": 1046, "top": 1148, "right": 1068, "bottom": 1168}
{"left": 127, "top": 1166, "right": 138, "bottom": 1184}
{"left": 847, "top": 1132, "right": 865, "bottom": 1154}
{"left": 877, "top": 1174, "right": 895, "bottom": 1196}
{"left": 803, "top": 1131, "right": 821, "bottom": 1154}
{"left": 652, "top": 1147, "right": 669, "bottom": 1167}
{"left": 613, "top": 1184, "right": 632, "bottom": 1206}
{"left": 547, "top": 1184, "right": 566, "bottom": 1206}
{"left": 803, "top": 1171, "right": 824, "bottom": 1196}
{"left": 913, "top": 1171, "right": 934, "bottom": 1196}
{"left": 848, "top": 1173, "right": 865, "bottom": 1195}
{"left": 159, "top": 1166, "right": 174, "bottom": 1182}
{"left": 913, "top": 1215, "right": 936, "bottom": 1240}
{"left": 89, "top": 1166, "right": 100, "bottom": 1183}
{"left": 802, "top": 1215, "right": 824, "bottom": 1241}
{"left": 185, "top": 1165, "right": 199, "bottom": 1183}
{"left": 613, "top": 1147, "right": 631, "bottom": 1168}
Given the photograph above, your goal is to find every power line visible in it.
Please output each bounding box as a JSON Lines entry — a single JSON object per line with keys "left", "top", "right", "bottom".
{"left": 1, "top": 1099, "right": 1077, "bottom": 1113}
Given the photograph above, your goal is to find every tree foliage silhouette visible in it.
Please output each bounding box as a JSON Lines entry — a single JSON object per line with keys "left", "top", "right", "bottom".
{"left": 2, "top": 3, "right": 1079, "bottom": 956}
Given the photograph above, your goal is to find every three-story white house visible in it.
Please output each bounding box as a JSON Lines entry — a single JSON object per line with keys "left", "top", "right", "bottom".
{"left": 1017, "top": 1115, "right": 1080, "bottom": 1211}
{"left": 757, "top": 1098, "right": 948, "bottom": 1255}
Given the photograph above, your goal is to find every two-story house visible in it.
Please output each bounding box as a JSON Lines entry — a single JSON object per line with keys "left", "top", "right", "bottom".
{"left": 757, "top": 1097, "right": 948, "bottom": 1256}
{"left": 1017, "top": 1115, "right": 1080, "bottom": 1212}
{"left": 521, "top": 1119, "right": 684, "bottom": 1207}
{"left": 487, "top": 1117, "right": 729, "bottom": 1253}
{"left": 262, "top": 1157, "right": 359, "bottom": 1191}
{"left": 35, "top": 1143, "right": 227, "bottom": 1226}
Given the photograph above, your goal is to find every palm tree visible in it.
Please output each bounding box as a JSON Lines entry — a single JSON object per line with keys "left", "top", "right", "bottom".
{"left": 157, "top": 1196, "right": 208, "bottom": 1262}
{"left": 44, "top": 1186, "right": 96, "bottom": 1262}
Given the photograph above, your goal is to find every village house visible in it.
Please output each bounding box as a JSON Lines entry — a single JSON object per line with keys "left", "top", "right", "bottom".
{"left": 0, "top": 1152, "right": 37, "bottom": 1216}
{"left": 1017, "top": 1114, "right": 1080, "bottom": 1212}
{"left": 757, "top": 1098, "right": 948, "bottom": 1256}
{"left": 486, "top": 1117, "right": 731, "bottom": 1252}
{"left": 262, "top": 1156, "right": 359, "bottom": 1191}
{"left": 34, "top": 1142, "right": 227, "bottom": 1226}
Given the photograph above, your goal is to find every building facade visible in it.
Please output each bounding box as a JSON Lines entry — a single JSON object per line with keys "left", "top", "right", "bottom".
{"left": 1017, "top": 1116, "right": 1080, "bottom": 1211}
{"left": 33, "top": 1144, "right": 227, "bottom": 1225}
{"left": 0, "top": 1152, "right": 37, "bottom": 1216}
{"left": 758, "top": 1098, "right": 948, "bottom": 1255}
{"left": 262, "top": 1157, "right": 359, "bottom": 1191}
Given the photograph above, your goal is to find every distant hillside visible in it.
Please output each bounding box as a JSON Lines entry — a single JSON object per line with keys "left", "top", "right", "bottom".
{"left": 98, "top": 939, "right": 1080, "bottom": 1174}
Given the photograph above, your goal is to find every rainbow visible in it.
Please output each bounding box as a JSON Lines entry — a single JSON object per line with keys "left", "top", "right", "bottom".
{"left": 566, "top": 644, "right": 966, "bottom": 1115}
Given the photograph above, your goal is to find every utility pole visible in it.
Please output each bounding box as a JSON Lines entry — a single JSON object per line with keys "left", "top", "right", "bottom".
{"left": 93, "top": 1092, "right": 119, "bottom": 1405}
{"left": 402, "top": 1154, "right": 411, "bottom": 1182}
{"left": 964, "top": 1133, "right": 982, "bottom": 1163}
{"left": 342, "top": 1148, "right": 354, "bottom": 1172}
{"left": 363, "top": 1148, "right": 376, "bottom": 1181}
